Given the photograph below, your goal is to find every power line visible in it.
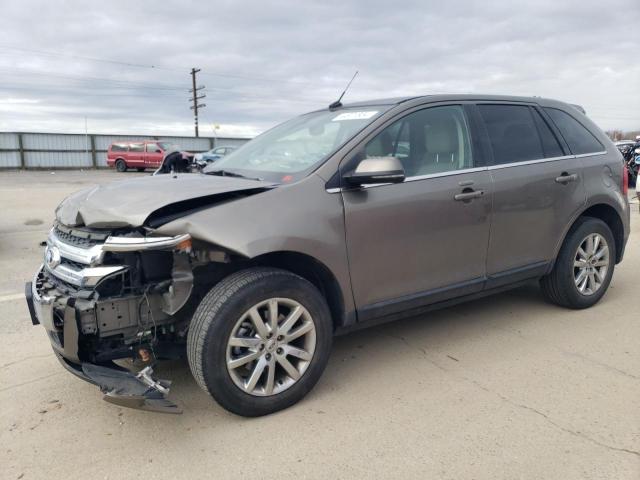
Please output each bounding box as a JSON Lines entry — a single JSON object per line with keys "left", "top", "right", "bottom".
{"left": 0, "top": 67, "right": 186, "bottom": 90}
{"left": 0, "top": 44, "right": 327, "bottom": 87}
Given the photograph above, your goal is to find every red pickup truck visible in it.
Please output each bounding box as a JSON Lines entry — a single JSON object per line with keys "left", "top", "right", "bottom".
{"left": 107, "top": 141, "right": 180, "bottom": 172}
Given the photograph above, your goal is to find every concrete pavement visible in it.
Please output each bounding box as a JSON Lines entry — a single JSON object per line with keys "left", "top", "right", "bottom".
{"left": 1, "top": 170, "right": 638, "bottom": 479}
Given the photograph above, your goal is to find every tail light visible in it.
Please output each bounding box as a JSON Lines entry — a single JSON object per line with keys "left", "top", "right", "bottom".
{"left": 622, "top": 162, "right": 628, "bottom": 195}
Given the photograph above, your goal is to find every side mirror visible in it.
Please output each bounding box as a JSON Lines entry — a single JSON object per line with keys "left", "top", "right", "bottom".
{"left": 155, "top": 149, "right": 162, "bottom": 153}
{"left": 344, "top": 156, "right": 405, "bottom": 186}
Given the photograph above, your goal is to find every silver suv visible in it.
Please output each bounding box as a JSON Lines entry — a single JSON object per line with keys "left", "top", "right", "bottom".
{"left": 26, "top": 95, "right": 630, "bottom": 416}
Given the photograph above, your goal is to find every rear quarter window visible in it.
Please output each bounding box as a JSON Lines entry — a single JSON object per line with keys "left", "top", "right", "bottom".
{"left": 543, "top": 108, "right": 604, "bottom": 155}
{"left": 110, "top": 143, "right": 128, "bottom": 152}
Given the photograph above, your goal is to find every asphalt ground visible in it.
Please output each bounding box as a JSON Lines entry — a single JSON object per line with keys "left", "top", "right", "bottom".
{"left": 1, "top": 170, "right": 638, "bottom": 479}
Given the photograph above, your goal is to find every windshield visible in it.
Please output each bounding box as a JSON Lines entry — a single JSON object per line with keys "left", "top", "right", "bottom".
{"left": 203, "top": 107, "right": 388, "bottom": 182}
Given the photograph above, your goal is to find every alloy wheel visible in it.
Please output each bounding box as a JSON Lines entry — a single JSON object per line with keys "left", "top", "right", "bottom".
{"left": 226, "top": 298, "right": 316, "bottom": 396}
{"left": 573, "top": 233, "right": 609, "bottom": 296}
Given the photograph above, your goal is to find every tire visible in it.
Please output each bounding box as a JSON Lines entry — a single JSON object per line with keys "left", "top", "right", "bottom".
{"left": 541, "top": 217, "right": 615, "bottom": 309}
{"left": 137, "top": 167, "right": 145, "bottom": 172}
{"left": 115, "top": 159, "right": 127, "bottom": 172}
{"left": 187, "top": 267, "right": 333, "bottom": 417}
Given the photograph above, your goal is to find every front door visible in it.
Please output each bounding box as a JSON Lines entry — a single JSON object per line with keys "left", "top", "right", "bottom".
{"left": 145, "top": 142, "right": 164, "bottom": 167}
{"left": 341, "top": 104, "right": 492, "bottom": 321}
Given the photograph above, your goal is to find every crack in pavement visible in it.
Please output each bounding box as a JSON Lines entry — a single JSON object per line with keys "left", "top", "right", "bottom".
{"left": 1, "top": 354, "right": 53, "bottom": 370}
{"left": 488, "top": 324, "right": 639, "bottom": 381}
{"left": 560, "top": 350, "right": 639, "bottom": 381}
{"left": 385, "top": 333, "right": 640, "bottom": 459}
{"left": 0, "top": 372, "right": 64, "bottom": 393}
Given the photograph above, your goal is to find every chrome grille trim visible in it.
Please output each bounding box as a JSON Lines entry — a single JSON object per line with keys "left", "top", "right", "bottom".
{"left": 45, "top": 227, "right": 188, "bottom": 288}
{"left": 43, "top": 262, "right": 126, "bottom": 287}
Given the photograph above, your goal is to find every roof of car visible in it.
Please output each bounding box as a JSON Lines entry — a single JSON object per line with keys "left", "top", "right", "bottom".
{"left": 340, "top": 94, "right": 570, "bottom": 108}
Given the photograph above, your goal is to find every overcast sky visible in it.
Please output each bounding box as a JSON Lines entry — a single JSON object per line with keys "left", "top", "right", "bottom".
{"left": 1, "top": 0, "right": 639, "bottom": 138}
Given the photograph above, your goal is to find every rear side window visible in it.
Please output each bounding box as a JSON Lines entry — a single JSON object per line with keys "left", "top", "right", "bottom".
{"left": 478, "top": 104, "right": 546, "bottom": 165}
{"left": 130, "top": 143, "right": 144, "bottom": 152}
{"left": 543, "top": 108, "right": 604, "bottom": 155}
{"left": 111, "top": 143, "right": 128, "bottom": 152}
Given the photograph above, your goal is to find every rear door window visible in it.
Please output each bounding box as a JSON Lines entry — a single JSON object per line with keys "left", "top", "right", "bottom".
{"left": 543, "top": 108, "right": 604, "bottom": 155}
{"left": 130, "top": 143, "right": 144, "bottom": 152}
{"left": 477, "top": 104, "right": 545, "bottom": 165}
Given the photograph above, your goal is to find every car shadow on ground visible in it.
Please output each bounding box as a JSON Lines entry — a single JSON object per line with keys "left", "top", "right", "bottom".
{"left": 150, "top": 281, "right": 571, "bottom": 421}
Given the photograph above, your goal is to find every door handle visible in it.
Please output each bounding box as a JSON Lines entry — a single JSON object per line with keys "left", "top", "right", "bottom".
{"left": 454, "top": 190, "right": 484, "bottom": 201}
{"left": 555, "top": 173, "right": 578, "bottom": 184}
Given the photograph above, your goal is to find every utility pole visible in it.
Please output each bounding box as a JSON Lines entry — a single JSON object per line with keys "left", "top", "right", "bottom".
{"left": 189, "top": 68, "right": 206, "bottom": 137}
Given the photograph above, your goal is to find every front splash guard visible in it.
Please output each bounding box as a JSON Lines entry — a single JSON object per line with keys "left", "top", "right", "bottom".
{"left": 82, "top": 363, "right": 182, "bottom": 414}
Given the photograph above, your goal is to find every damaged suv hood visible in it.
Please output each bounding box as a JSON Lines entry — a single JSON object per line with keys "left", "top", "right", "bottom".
{"left": 56, "top": 173, "right": 275, "bottom": 228}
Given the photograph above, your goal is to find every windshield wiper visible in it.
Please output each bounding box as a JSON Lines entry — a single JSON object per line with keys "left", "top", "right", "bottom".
{"left": 205, "top": 169, "right": 262, "bottom": 181}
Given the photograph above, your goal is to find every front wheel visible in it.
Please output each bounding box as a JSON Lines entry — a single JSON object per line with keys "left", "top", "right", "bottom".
{"left": 187, "top": 268, "right": 333, "bottom": 416}
{"left": 541, "top": 217, "right": 615, "bottom": 309}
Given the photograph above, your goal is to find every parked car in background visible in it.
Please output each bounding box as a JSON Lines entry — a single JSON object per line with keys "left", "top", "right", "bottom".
{"left": 194, "top": 146, "right": 237, "bottom": 163}
{"left": 615, "top": 140, "right": 635, "bottom": 149}
{"left": 107, "top": 141, "right": 182, "bottom": 172}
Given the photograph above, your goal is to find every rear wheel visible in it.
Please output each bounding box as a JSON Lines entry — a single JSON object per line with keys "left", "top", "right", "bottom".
{"left": 115, "top": 159, "right": 127, "bottom": 172}
{"left": 187, "top": 268, "right": 333, "bottom": 416}
{"left": 541, "top": 217, "right": 615, "bottom": 309}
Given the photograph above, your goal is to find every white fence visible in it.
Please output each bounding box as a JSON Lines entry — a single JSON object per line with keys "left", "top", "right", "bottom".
{"left": 0, "top": 132, "right": 251, "bottom": 169}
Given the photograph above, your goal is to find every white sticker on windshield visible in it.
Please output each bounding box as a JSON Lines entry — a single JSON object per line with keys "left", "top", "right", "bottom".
{"left": 332, "top": 111, "right": 378, "bottom": 121}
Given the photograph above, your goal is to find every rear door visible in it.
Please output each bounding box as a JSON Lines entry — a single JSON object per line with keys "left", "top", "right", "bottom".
{"left": 145, "top": 142, "right": 164, "bottom": 167}
{"left": 127, "top": 142, "right": 145, "bottom": 167}
{"left": 342, "top": 104, "right": 493, "bottom": 321}
{"left": 474, "top": 103, "right": 586, "bottom": 285}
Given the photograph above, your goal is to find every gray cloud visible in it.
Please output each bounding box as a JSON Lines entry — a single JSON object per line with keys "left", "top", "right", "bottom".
{"left": 1, "top": 0, "right": 638, "bottom": 137}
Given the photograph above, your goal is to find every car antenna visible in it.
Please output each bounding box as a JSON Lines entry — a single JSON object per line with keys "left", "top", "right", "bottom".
{"left": 329, "top": 70, "right": 358, "bottom": 110}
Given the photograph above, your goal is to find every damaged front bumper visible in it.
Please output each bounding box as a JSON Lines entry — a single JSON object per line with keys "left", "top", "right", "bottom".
{"left": 57, "top": 353, "right": 182, "bottom": 414}
{"left": 25, "top": 272, "right": 182, "bottom": 413}
{"left": 25, "top": 225, "right": 195, "bottom": 414}
{"left": 26, "top": 269, "right": 182, "bottom": 414}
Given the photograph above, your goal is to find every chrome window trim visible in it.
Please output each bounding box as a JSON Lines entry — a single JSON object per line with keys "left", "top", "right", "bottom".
{"left": 574, "top": 151, "right": 607, "bottom": 158}
{"left": 325, "top": 151, "right": 608, "bottom": 193}
{"left": 326, "top": 166, "right": 487, "bottom": 193}
{"left": 404, "top": 166, "right": 487, "bottom": 183}
{"left": 487, "top": 150, "right": 607, "bottom": 171}
{"left": 360, "top": 166, "right": 489, "bottom": 190}
{"left": 487, "top": 155, "right": 573, "bottom": 170}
